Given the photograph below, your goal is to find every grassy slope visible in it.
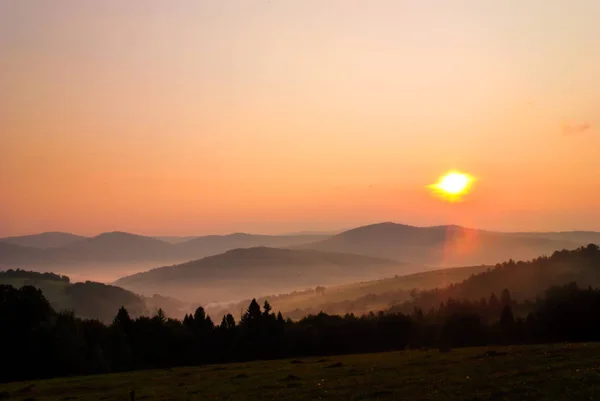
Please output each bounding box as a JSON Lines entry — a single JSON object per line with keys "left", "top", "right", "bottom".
{"left": 3, "top": 343, "right": 599, "bottom": 400}
{"left": 211, "top": 264, "right": 490, "bottom": 318}
{"left": 310, "top": 264, "right": 491, "bottom": 304}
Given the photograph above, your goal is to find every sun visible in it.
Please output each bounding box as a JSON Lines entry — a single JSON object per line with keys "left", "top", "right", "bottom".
{"left": 436, "top": 172, "right": 471, "bottom": 194}
{"left": 428, "top": 171, "right": 475, "bottom": 202}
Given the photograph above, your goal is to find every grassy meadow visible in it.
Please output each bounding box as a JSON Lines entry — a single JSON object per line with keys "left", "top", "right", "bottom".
{"left": 2, "top": 343, "right": 599, "bottom": 400}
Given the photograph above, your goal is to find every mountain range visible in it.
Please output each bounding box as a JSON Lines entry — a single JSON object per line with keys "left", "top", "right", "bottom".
{"left": 0, "top": 231, "right": 330, "bottom": 267}
{"left": 1, "top": 223, "right": 598, "bottom": 290}
{"left": 0, "top": 232, "right": 87, "bottom": 249}
{"left": 296, "top": 222, "right": 598, "bottom": 267}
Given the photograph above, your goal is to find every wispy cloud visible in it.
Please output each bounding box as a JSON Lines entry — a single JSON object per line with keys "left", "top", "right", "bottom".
{"left": 562, "top": 122, "right": 592, "bottom": 136}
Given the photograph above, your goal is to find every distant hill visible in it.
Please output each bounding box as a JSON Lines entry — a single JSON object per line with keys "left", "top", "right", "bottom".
{"left": 390, "top": 244, "right": 600, "bottom": 314}
{"left": 47, "top": 231, "right": 178, "bottom": 263}
{"left": 115, "top": 247, "right": 411, "bottom": 302}
{"left": 0, "top": 232, "right": 87, "bottom": 249}
{"left": 173, "top": 233, "right": 331, "bottom": 259}
{"left": 0, "top": 232, "right": 178, "bottom": 268}
{"left": 0, "top": 269, "right": 147, "bottom": 323}
{"left": 154, "top": 236, "right": 199, "bottom": 244}
{"left": 509, "top": 231, "right": 600, "bottom": 245}
{"left": 0, "top": 242, "right": 41, "bottom": 265}
{"left": 298, "top": 222, "right": 587, "bottom": 267}
{"left": 281, "top": 229, "right": 344, "bottom": 236}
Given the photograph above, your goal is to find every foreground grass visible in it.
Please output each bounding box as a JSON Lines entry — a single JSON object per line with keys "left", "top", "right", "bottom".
{"left": 3, "top": 343, "right": 600, "bottom": 400}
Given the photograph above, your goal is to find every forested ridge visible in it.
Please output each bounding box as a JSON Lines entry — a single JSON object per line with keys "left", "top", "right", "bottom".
{"left": 392, "top": 244, "right": 600, "bottom": 314}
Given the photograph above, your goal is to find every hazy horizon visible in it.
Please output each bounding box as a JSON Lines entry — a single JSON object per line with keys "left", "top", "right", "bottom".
{"left": 3, "top": 1, "right": 600, "bottom": 237}
{"left": 2, "top": 220, "right": 600, "bottom": 239}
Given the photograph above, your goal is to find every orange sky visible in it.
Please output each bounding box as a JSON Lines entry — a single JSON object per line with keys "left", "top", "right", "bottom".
{"left": 1, "top": 1, "right": 599, "bottom": 236}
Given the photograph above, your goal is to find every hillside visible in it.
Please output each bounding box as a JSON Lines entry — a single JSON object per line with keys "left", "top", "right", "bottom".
{"left": 0, "top": 232, "right": 87, "bottom": 249}
{"left": 0, "top": 269, "right": 147, "bottom": 322}
{"left": 0, "top": 242, "right": 41, "bottom": 265}
{"left": 510, "top": 230, "right": 600, "bottom": 245}
{"left": 174, "top": 233, "right": 330, "bottom": 259}
{"left": 209, "top": 264, "right": 491, "bottom": 319}
{"left": 299, "top": 222, "right": 584, "bottom": 267}
{"left": 47, "top": 231, "right": 178, "bottom": 262}
{"left": 390, "top": 244, "right": 600, "bottom": 314}
{"left": 0, "top": 232, "right": 180, "bottom": 269}
{"left": 154, "top": 235, "right": 199, "bottom": 244}
{"left": 115, "top": 247, "right": 410, "bottom": 302}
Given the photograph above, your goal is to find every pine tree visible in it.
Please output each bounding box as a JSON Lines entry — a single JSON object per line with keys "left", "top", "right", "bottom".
{"left": 192, "top": 306, "right": 214, "bottom": 334}
{"left": 276, "top": 311, "right": 285, "bottom": 330}
{"left": 220, "top": 315, "right": 229, "bottom": 330}
{"left": 489, "top": 293, "right": 500, "bottom": 312}
{"left": 193, "top": 306, "right": 206, "bottom": 322}
{"left": 113, "top": 306, "right": 132, "bottom": 329}
{"left": 263, "top": 300, "right": 272, "bottom": 317}
{"left": 241, "top": 299, "right": 262, "bottom": 326}
{"left": 500, "top": 305, "right": 515, "bottom": 327}
{"left": 154, "top": 308, "right": 166, "bottom": 324}
{"left": 205, "top": 315, "right": 214, "bottom": 330}
{"left": 225, "top": 314, "right": 236, "bottom": 330}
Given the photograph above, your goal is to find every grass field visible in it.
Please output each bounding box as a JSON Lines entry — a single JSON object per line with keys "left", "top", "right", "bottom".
{"left": 2, "top": 343, "right": 599, "bottom": 400}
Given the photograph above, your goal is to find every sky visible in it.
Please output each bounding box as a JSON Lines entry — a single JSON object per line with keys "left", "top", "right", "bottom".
{"left": 1, "top": 0, "right": 599, "bottom": 237}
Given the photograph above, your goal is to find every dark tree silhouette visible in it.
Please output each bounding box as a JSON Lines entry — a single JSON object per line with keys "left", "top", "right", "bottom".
{"left": 241, "top": 299, "right": 262, "bottom": 327}
{"left": 500, "top": 305, "right": 515, "bottom": 327}
{"left": 113, "top": 306, "right": 133, "bottom": 329}
{"left": 263, "top": 300, "right": 272, "bottom": 317}
{"left": 501, "top": 288, "right": 512, "bottom": 306}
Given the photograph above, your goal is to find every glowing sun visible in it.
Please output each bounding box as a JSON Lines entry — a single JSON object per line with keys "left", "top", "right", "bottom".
{"left": 428, "top": 171, "right": 475, "bottom": 202}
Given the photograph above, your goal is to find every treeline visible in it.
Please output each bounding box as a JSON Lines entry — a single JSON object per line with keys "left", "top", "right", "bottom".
{"left": 0, "top": 269, "right": 70, "bottom": 283}
{"left": 3, "top": 280, "right": 600, "bottom": 383}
